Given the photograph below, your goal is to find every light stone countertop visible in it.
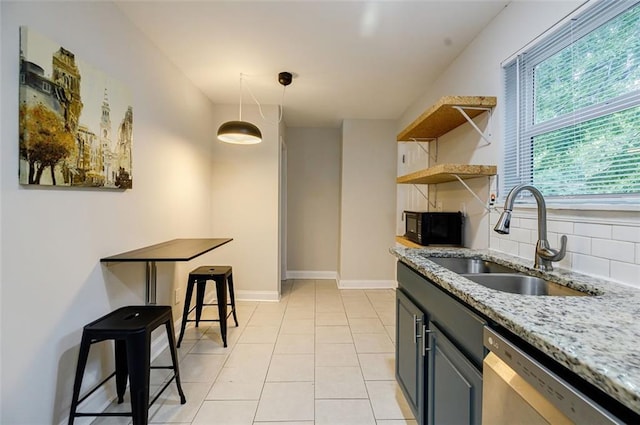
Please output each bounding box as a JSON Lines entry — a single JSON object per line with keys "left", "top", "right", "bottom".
{"left": 390, "top": 246, "right": 640, "bottom": 416}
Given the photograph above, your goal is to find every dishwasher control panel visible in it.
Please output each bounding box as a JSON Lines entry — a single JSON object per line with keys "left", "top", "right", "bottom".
{"left": 483, "top": 327, "right": 622, "bottom": 425}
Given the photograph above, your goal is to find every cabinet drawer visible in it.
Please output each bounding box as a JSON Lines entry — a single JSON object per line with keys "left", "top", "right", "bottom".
{"left": 398, "top": 262, "right": 487, "bottom": 368}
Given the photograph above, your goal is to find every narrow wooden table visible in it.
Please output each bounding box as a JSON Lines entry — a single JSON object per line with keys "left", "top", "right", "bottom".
{"left": 101, "top": 238, "right": 233, "bottom": 304}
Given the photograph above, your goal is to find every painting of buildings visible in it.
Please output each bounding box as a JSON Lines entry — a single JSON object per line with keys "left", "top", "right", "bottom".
{"left": 18, "top": 26, "right": 133, "bottom": 189}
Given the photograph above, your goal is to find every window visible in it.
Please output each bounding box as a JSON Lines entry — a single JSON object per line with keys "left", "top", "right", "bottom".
{"left": 503, "top": 0, "right": 640, "bottom": 203}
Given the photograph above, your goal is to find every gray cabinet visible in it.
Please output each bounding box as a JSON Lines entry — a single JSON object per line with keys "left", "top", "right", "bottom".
{"left": 428, "top": 322, "right": 483, "bottom": 425}
{"left": 396, "top": 289, "right": 426, "bottom": 422}
{"left": 396, "top": 262, "right": 485, "bottom": 425}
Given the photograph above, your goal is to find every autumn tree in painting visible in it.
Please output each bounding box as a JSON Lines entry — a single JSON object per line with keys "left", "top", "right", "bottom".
{"left": 19, "top": 103, "right": 77, "bottom": 185}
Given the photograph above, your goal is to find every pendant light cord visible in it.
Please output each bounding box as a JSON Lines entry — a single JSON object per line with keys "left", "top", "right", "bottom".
{"left": 239, "top": 74, "right": 244, "bottom": 121}
{"left": 241, "top": 73, "right": 285, "bottom": 125}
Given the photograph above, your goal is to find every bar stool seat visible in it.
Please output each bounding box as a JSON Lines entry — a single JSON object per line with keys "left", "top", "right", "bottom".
{"left": 177, "top": 265, "right": 238, "bottom": 348}
{"left": 68, "top": 305, "right": 186, "bottom": 425}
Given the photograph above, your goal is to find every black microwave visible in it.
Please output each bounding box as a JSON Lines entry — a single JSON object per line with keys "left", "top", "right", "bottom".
{"left": 404, "top": 211, "right": 464, "bottom": 246}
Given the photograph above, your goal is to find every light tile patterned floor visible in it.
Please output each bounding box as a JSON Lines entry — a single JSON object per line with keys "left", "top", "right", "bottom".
{"left": 94, "top": 279, "right": 416, "bottom": 425}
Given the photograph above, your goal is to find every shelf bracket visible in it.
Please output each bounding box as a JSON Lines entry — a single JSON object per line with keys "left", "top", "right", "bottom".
{"left": 451, "top": 174, "right": 496, "bottom": 213}
{"left": 451, "top": 106, "right": 492, "bottom": 146}
{"left": 409, "top": 137, "right": 438, "bottom": 162}
{"left": 412, "top": 184, "right": 437, "bottom": 209}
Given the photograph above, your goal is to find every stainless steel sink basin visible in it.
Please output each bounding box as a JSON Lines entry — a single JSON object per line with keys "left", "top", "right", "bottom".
{"left": 427, "top": 257, "right": 518, "bottom": 274}
{"left": 461, "top": 274, "right": 589, "bottom": 296}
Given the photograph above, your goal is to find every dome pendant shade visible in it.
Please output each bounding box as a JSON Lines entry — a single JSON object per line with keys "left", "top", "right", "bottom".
{"left": 217, "top": 120, "right": 262, "bottom": 145}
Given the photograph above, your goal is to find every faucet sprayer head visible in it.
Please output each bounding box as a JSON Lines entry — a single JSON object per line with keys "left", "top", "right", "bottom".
{"left": 494, "top": 210, "right": 512, "bottom": 234}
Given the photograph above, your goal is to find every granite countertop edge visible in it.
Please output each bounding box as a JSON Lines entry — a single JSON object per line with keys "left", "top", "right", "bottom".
{"left": 390, "top": 246, "right": 640, "bottom": 415}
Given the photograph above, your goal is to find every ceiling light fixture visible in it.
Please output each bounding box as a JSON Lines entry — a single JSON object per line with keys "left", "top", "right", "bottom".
{"left": 218, "top": 71, "right": 293, "bottom": 145}
{"left": 217, "top": 73, "right": 262, "bottom": 145}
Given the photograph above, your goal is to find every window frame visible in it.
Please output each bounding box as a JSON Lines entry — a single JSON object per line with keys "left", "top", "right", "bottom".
{"left": 502, "top": 0, "right": 640, "bottom": 208}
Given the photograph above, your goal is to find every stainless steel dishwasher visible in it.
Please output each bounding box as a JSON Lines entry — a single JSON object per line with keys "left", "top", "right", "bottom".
{"left": 482, "top": 327, "right": 623, "bottom": 424}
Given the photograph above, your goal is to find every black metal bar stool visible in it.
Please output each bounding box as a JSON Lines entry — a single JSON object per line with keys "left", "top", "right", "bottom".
{"left": 68, "top": 305, "right": 186, "bottom": 425}
{"left": 177, "top": 265, "right": 238, "bottom": 348}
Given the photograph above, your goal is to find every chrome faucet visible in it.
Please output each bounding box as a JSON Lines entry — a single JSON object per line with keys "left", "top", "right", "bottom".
{"left": 494, "top": 184, "right": 567, "bottom": 271}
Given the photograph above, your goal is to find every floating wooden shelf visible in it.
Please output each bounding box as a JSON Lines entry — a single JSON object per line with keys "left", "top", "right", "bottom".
{"left": 395, "top": 236, "right": 424, "bottom": 248}
{"left": 397, "top": 164, "right": 497, "bottom": 185}
{"left": 398, "top": 95, "right": 497, "bottom": 141}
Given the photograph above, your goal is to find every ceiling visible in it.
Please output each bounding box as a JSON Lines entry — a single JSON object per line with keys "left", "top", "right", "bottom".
{"left": 116, "top": 1, "right": 509, "bottom": 128}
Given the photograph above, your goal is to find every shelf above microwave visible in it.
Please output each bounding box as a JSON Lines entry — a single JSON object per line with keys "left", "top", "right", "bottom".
{"left": 397, "top": 164, "right": 497, "bottom": 185}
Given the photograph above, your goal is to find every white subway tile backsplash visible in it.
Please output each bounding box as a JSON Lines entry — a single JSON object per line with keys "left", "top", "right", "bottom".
{"left": 610, "top": 261, "right": 640, "bottom": 288}
{"left": 572, "top": 253, "right": 610, "bottom": 278}
{"left": 518, "top": 241, "right": 536, "bottom": 260}
{"left": 499, "top": 238, "right": 519, "bottom": 254}
{"left": 489, "top": 212, "right": 499, "bottom": 227}
{"left": 488, "top": 211, "right": 639, "bottom": 286}
{"left": 591, "top": 239, "right": 636, "bottom": 263}
{"left": 511, "top": 227, "right": 533, "bottom": 243}
{"left": 519, "top": 218, "right": 537, "bottom": 230}
{"left": 548, "top": 220, "right": 573, "bottom": 234}
{"left": 612, "top": 225, "right": 640, "bottom": 243}
{"left": 574, "top": 222, "right": 612, "bottom": 239}
{"left": 547, "top": 232, "right": 560, "bottom": 246}
{"left": 566, "top": 235, "right": 591, "bottom": 255}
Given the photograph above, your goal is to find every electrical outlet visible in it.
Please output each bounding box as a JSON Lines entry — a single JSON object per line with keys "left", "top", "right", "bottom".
{"left": 174, "top": 288, "right": 180, "bottom": 305}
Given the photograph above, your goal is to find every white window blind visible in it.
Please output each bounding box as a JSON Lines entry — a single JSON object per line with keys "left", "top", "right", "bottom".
{"left": 503, "top": 0, "right": 640, "bottom": 202}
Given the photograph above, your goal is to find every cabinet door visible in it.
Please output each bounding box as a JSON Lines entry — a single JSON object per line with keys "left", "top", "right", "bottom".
{"left": 396, "top": 289, "right": 426, "bottom": 422}
{"left": 427, "top": 322, "right": 482, "bottom": 425}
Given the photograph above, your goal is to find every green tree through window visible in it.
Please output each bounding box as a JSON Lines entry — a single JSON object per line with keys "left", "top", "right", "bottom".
{"left": 503, "top": 0, "right": 640, "bottom": 200}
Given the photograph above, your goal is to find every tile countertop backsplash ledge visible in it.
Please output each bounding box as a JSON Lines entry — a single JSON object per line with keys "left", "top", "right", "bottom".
{"left": 389, "top": 246, "right": 640, "bottom": 416}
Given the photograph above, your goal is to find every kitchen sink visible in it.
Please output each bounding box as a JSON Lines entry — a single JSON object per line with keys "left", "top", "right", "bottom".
{"left": 461, "top": 274, "right": 589, "bottom": 296}
{"left": 426, "top": 257, "right": 519, "bottom": 274}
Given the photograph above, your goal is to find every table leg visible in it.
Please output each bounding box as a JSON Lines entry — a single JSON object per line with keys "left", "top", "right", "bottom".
{"left": 145, "top": 261, "right": 157, "bottom": 305}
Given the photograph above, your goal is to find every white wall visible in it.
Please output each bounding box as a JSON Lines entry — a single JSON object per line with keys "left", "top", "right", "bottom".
{"left": 286, "top": 127, "right": 341, "bottom": 278}
{"left": 398, "top": 2, "right": 581, "bottom": 250}
{"left": 209, "top": 104, "right": 282, "bottom": 301}
{"left": 399, "top": 1, "right": 640, "bottom": 287}
{"left": 0, "top": 2, "right": 219, "bottom": 423}
{"left": 340, "top": 120, "right": 397, "bottom": 288}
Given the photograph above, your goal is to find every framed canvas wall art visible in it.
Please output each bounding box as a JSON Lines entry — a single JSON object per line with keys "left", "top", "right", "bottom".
{"left": 19, "top": 26, "right": 133, "bottom": 189}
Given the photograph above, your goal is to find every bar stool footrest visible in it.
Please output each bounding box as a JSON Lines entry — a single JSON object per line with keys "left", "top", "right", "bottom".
{"left": 68, "top": 305, "right": 187, "bottom": 425}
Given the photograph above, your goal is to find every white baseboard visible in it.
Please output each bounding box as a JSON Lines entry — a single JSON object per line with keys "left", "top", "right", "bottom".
{"left": 286, "top": 270, "right": 338, "bottom": 280}
{"left": 235, "top": 290, "right": 281, "bottom": 302}
{"left": 338, "top": 279, "right": 398, "bottom": 289}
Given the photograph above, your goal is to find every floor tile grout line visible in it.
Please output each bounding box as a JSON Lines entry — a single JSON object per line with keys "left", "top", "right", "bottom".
{"left": 342, "top": 283, "right": 378, "bottom": 422}
{"left": 253, "top": 289, "right": 289, "bottom": 424}
{"left": 99, "top": 279, "right": 411, "bottom": 424}
{"left": 251, "top": 278, "right": 303, "bottom": 423}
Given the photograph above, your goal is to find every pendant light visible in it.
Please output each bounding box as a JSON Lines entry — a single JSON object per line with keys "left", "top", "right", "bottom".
{"left": 217, "top": 73, "right": 262, "bottom": 145}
